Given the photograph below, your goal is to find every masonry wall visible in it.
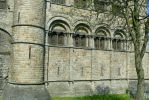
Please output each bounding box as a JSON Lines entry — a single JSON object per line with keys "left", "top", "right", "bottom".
{"left": 45, "top": 46, "right": 149, "bottom": 96}
{"left": 0, "top": 0, "right": 149, "bottom": 97}
{"left": 0, "top": 30, "right": 12, "bottom": 94}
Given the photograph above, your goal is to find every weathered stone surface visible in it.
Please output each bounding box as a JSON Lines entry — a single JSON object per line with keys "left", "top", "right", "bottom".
{"left": 2, "top": 84, "right": 50, "bottom": 100}
{"left": 0, "top": 0, "right": 149, "bottom": 97}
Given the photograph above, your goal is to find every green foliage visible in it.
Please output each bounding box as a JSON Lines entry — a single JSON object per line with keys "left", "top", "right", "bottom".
{"left": 74, "top": 0, "right": 88, "bottom": 9}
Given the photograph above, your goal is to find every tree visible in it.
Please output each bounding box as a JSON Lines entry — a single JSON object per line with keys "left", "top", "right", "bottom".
{"left": 94, "top": 0, "right": 149, "bottom": 100}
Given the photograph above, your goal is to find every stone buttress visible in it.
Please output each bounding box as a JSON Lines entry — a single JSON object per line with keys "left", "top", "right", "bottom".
{"left": 2, "top": 0, "right": 50, "bottom": 100}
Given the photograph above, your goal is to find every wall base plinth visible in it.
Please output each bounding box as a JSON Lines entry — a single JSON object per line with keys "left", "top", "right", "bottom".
{"left": 2, "top": 83, "right": 50, "bottom": 100}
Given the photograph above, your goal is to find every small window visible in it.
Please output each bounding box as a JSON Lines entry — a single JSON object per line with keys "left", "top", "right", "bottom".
{"left": 94, "top": 0, "right": 109, "bottom": 12}
{"left": 74, "top": 0, "right": 88, "bottom": 9}
{"left": 112, "top": 3, "right": 124, "bottom": 17}
{"left": 0, "top": 0, "right": 6, "bottom": 9}
{"left": 51, "top": 0, "right": 65, "bottom": 5}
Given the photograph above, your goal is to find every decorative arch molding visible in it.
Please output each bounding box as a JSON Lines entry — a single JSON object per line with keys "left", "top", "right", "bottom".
{"left": 93, "top": 23, "right": 111, "bottom": 37}
{"left": 113, "top": 25, "right": 129, "bottom": 37}
{"left": 0, "top": 28, "right": 13, "bottom": 54}
{"left": 0, "top": 28, "right": 13, "bottom": 43}
{"left": 0, "top": 28, "right": 11, "bottom": 37}
{"left": 94, "top": 26, "right": 111, "bottom": 37}
{"left": 0, "top": 27, "right": 14, "bottom": 43}
{"left": 0, "top": 22, "right": 12, "bottom": 36}
{"left": 73, "top": 20, "right": 92, "bottom": 35}
{"left": 114, "top": 29, "right": 126, "bottom": 39}
{"left": 46, "top": 16, "right": 72, "bottom": 32}
{"left": 74, "top": 24, "right": 91, "bottom": 35}
{"left": 49, "top": 20, "right": 71, "bottom": 33}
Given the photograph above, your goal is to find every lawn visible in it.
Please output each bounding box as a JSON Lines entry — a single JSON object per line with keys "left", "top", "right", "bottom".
{"left": 52, "top": 94, "right": 149, "bottom": 100}
{"left": 0, "top": 94, "right": 149, "bottom": 100}
{"left": 52, "top": 94, "right": 131, "bottom": 100}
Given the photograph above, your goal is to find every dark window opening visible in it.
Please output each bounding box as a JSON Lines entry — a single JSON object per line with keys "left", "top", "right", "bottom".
{"left": 51, "top": 0, "right": 65, "bottom": 5}
{"left": 118, "top": 67, "right": 121, "bottom": 76}
{"left": 49, "top": 32, "right": 65, "bottom": 46}
{"left": 0, "top": 0, "right": 6, "bottom": 9}
{"left": 113, "top": 31, "right": 126, "bottom": 51}
{"left": 94, "top": 0, "right": 109, "bottom": 12}
{"left": 80, "top": 36, "right": 86, "bottom": 47}
{"left": 100, "top": 66, "right": 104, "bottom": 76}
{"left": 112, "top": 39, "right": 122, "bottom": 50}
{"left": 49, "top": 33, "right": 57, "bottom": 45}
{"left": 73, "top": 35, "right": 86, "bottom": 47}
{"left": 74, "top": 0, "right": 88, "bottom": 9}
{"left": 29, "top": 45, "right": 31, "bottom": 59}
{"left": 95, "top": 37, "right": 99, "bottom": 49}
{"left": 112, "top": 4, "right": 124, "bottom": 17}
{"left": 94, "top": 37, "right": 106, "bottom": 50}
{"left": 99, "top": 38, "right": 105, "bottom": 49}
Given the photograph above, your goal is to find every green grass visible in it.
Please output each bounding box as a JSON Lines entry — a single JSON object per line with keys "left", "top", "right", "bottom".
{"left": 52, "top": 94, "right": 132, "bottom": 100}
{"left": 0, "top": 94, "right": 149, "bottom": 100}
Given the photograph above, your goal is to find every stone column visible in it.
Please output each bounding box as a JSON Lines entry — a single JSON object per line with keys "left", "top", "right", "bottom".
{"left": 69, "top": 33, "right": 73, "bottom": 47}
{"left": 86, "top": 36, "right": 89, "bottom": 48}
{"left": 3, "top": 0, "right": 50, "bottom": 100}
{"left": 107, "top": 38, "right": 111, "bottom": 50}
{"left": 89, "top": 36, "right": 95, "bottom": 48}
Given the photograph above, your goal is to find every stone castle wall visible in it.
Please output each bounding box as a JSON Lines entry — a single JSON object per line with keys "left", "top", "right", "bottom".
{"left": 0, "top": 0, "right": 149, "bottom": 97}
{"left": 44, "top": 46, "right": 149, "bottom": 96}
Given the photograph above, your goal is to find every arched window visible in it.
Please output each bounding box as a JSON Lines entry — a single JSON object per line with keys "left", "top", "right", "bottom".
{"left": 113, "top": 31, "right": 125, "bottom": 51}
{"left": 49, "top": 20, "right": 70, "bottom": 46}
{"left": 94, "top": 37, "right": 106, "bottom": 49}
{"left": 49, "top": 31, "right": 65, "bottom": 46}
{"left": 94, "top": 28, "right": 109, "bottom": 50}
{"left": 0, "top": 0, "right": 6, "bottom": 9}
{"left": 73, "top": 24, "right": 90, "bottom": 48}
{"left": 51, "top": 0, "right": 65, "bottom": 5}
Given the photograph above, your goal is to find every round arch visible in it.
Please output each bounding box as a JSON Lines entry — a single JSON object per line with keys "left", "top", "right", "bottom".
{"left": 73, "top": 20, "right": 92, "bottom": 34}
{"left": 49, "top": 20, "right": 71, "bottom": 33}
{"left": 114, "top": 29, "right": 126, "bottom": 39}
{"left": 46, "top": 16, "right": 72, "bottom": 32}
{"left": 0, "top": 28, "right": 13, "bottom": 42}
{"left": 95, "top": 26, "right": 111, "bottom": 37}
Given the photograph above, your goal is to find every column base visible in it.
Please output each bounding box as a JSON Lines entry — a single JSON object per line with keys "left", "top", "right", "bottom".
{"left": 2, "top": 83, "right": 50, "bottom": 100}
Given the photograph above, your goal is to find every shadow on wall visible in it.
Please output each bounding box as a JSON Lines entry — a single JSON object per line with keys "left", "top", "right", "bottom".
{"left": 128, "top": 81, "right": 149, "bottom": 99}
{"left": 95, "top": 85, "right": 110, "bottom": 95}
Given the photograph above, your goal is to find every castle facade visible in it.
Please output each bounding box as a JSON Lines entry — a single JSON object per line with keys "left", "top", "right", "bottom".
{"left": 0, "top": 0, "right": 149, "bottom": 98}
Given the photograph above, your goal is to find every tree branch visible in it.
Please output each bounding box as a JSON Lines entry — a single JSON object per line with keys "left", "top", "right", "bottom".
{"left": 140, "top": 19, "right": 149, "bottom": 58}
